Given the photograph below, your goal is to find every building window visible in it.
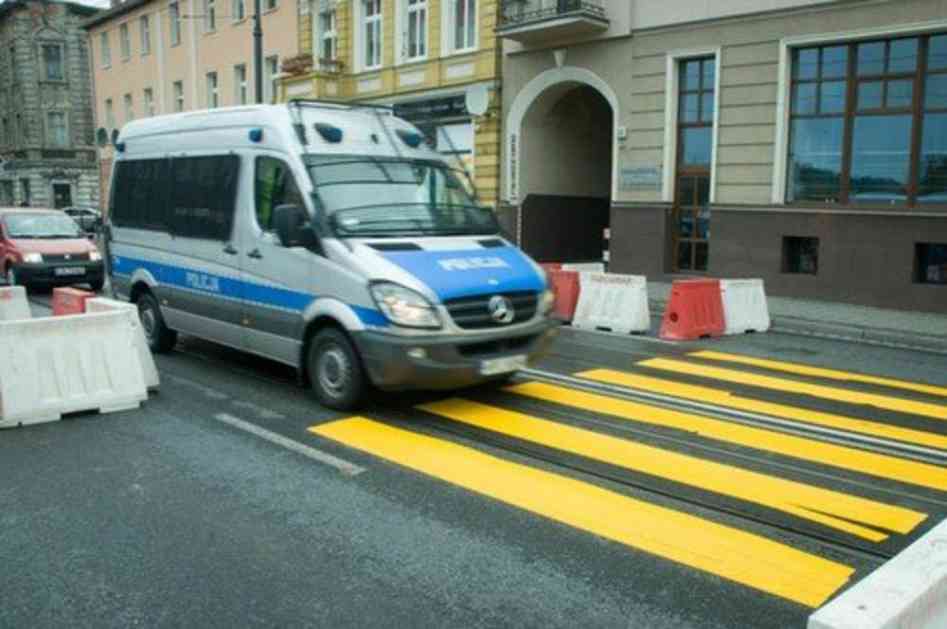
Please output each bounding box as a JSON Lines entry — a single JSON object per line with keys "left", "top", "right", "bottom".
{"left": 265, "top": 55, "right": 279, "bottom": 103}
{"left": 1, "top": 117, "right": 7, "bottom": 146}
{"left": 120, "top": 23, "right": 131, "bottom": 60}
{"left": 206, "top": 71, "right": 219, "bottom": 108}
{"left": 42, "top": 44, "right": 64, "bottom": 81}
{"left": 788, "top": 33, "right": 947, "bottom": 207}
{"left": 100, "top": 32, "right": 111, "bottom": 68}
{"left": 451, "top": 0, "right": 476, "bottom": 52}
{"left": 362, "top": 0, "right": 382, "bottom": 70}
{"left": 673, "top": 56, "right": 716, "bottom": 272}
{"left": 782, "top": 236, "right": 820, "bottom": 275}
{"left": 20, "top": 178, "right": 31, "bottom": 206}
{"left": 173, "top": 81, "right": 185, "bottom": 112}
{"left": 204, "top": 0, "right": 217, "bottom": 33}
{"left": 124, "top": 93, "right": 134, "bottom": 122}
{"left": 0, "top": 181, "right": 13, "bottom": 206}
{"left": 404, "top": 0, "right": 427, "bottom": 61}
{"left": 144, "top": 87, "right": 156, "bottom": 116}
{"left": 263, "top": 0, "right": 277, "bottom": 11}
{"left": 169, "top": 2, "right": 182, "bottom": 46}
{"left": 233, "top": 0, "right": 246, "bottom": 22}
{"left": 916, "top": 243, "right": 947, "bottom": 284}
{"left": 317, "top": 9, "right": 337, "bottom": 68}
{"left": 140, "top": 15, "right": 151, "bottom": 55}
{"left": 234, "top": 64, "right": 248, "bottom": 105}
{"left": 105, "top": 98, "right": 115, "bottom": 128}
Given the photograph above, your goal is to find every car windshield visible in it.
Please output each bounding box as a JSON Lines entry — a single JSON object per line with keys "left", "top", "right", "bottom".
{"left": 4, "top": 213, "right": 83, "bottom": 238}
{"left": 305, "top": 155, "right": 499, "bottom": 238}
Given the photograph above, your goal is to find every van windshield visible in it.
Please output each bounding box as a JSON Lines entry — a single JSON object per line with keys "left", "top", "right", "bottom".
{"left": 305, "top": 155, "right": 499, "bottom": 238}
{"left": 4, "top": 213, "right": 84, "bottom": 239}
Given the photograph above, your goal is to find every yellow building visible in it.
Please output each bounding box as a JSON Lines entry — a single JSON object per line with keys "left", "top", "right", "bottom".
{"left": 279, "top": 0, "right": 501, "bottom": 207}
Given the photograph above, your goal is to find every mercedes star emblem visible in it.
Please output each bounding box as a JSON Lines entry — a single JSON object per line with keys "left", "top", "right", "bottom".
{"left": 488, "top": 295, "right": 515, "bottom": 325}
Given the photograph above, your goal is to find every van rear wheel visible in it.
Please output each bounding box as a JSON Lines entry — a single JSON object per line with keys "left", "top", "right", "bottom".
{"left": 137, "top": 291, "right": 177, "bottom": 353}
{"left": 308, "top": 328, "right": 366, "bottom": 411}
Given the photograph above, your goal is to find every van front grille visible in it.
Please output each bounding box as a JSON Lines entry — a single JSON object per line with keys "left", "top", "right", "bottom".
{"left": 444, "top": 291, "right": 538, "bottom": 330}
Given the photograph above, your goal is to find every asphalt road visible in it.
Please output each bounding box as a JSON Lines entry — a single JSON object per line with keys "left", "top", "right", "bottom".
{"left": 3, "top": 292, "right": 946, "bottom": 628}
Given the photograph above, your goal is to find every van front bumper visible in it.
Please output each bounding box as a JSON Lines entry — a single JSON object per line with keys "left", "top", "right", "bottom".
{"left": 353, "top": 318, "right": 560, "bottom": 391}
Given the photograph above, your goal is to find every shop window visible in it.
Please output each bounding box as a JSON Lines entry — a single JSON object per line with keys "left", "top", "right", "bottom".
{"left": 915, "top": 243, "right": 947, "bottom": 284}
{"left": 788, "top": 34, "right": 947, "bottom": 207}
{"left": 782, "top": 236, "right": 820, "bottom": 275}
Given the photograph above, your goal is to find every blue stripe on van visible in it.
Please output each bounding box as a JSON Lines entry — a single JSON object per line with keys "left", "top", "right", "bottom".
{"left": 110, "top": 255, "right": 389, "bottom": 327}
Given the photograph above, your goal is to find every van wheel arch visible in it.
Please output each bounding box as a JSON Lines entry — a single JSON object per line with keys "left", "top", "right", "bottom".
{"left": 300, "top": 316, "right": 349, "bottom": 383}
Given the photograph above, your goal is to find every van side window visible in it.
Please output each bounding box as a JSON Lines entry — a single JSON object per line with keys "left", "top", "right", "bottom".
{"left": 255, "top": 156, "right": 303, "bottom": 232}
{"left": 170, "top": 155, "right": 240, "bottom": 241}
{"left": 111, "top": 159, "right": 169, "bottom": 231}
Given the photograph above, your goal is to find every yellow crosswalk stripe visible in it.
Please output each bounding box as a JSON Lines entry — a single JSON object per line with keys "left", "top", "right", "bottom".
{"left": 419, "top": 399, "right": 926, "bottom": 541}
{"left": 507, "top": 382, "right": 947, "bottom": 492}
{"left": 690, "top": 351, "right": 947, "bottom": 399}
{"left": 310, "top": 417, "right": 855, "bottom": 608}
{"left": 638, "top": 358, "right": 947, "bottom": 421}
{"left": 579, "top": 369, "right": 947, "bottom": 451}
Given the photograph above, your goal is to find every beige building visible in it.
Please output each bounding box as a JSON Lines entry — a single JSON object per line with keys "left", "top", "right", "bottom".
{"left": 279, "top": 0, "right": 502, "bottom": 207}
{"left": 499, "top": 0, "right": 947, "bottom": 312}
{"left": 82, "top": 0, "right": 300, "bottom": 203}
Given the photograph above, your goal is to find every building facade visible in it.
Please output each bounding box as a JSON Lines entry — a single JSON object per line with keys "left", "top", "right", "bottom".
{"left": 0, "top": 0, "right": 100, "bottom": 209}
{"left": 82, "top": 0, "right": 299, "bottom": 206}
{"left": 499, "top": 0, "right": 947, "bottom": 312}
{"left": 280, "top": 0, "right": 502, "bottom": 207}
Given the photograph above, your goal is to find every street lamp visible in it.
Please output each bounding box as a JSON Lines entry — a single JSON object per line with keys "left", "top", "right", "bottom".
{"left": 253, "top": 0, "right": 263, "bottom": 103}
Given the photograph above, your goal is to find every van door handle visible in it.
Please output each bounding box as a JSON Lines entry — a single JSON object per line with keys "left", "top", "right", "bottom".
{"left": 223, "top": 244, "right": 238, "bottom": 255}
{"left": 247, "top": 249, "right": 263, "bottom": 260}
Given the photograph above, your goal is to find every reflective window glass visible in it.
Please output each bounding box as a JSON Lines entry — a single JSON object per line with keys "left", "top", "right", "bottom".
{"left": 820, "top": 81, "right": 846, "bottom": 113}
{"left": 918, "top": 113, "right": 947, "bottom": 204}
{"left": 926, "top": 74, "right": 947, "bottom": 110}
{"left": 850, "top": 115, "right": 912, "bottom": 202}
{"left": 929, "top": 35, "right": 947, "bottom": 70}
{"left": 788, "top": 117, "right": 844, "bottom": 202}
{"left": 858, "top": 81, "right": 883, "bottom": 111}
{"left": 681, "top": 127, "right": 712, "bottom": 167}
{"left": 858, "top": 41, "right": 886, "bottom": 76}
{"left": 888, "top": 38, "right": 919, "bottom": 74}
{"left": 795, "top": 47, "right": 818, "bottom": 80}
{"left": 681, "top": 94, "right": 700, "bottom": 122}
{"left": 821, "top": 46, "right": 848, "bottom": 78}
{"left": 793, "top": 83, "right": 818, "bottom": 115}
{"left": 886, "top": 79, "right": 914, "bottom": 108}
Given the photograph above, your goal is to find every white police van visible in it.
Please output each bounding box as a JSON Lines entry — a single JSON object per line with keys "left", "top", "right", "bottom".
{"left": 107, "top": 101, "right": 557, "bottom": 409}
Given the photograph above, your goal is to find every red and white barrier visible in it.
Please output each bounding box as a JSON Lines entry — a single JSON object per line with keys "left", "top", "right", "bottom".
{"left": 86, "top": 297, "right": 160, "bottom": 391}
{"left": 573, "top": 273, "right": 650, "bottom": 335}
{"left": 721, "top": 279, "right": 770, "bottom": 335}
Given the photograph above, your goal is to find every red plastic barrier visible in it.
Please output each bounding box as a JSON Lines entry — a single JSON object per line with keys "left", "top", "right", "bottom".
{"left": 548, "top": 270, "right": 581, "bottom": 322}
{"left": 540, "top": 263, "right": 563, "bottom": 273}
{"left": 659, "top": 279, "right": 725, "bottom": 341}
{"left": 52, "top": 287, "right": 95, "bottom": 316}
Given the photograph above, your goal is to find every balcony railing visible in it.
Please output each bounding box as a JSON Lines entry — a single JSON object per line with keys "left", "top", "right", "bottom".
{"left": 497, "top": 0, "right": 609, "bottom": 44}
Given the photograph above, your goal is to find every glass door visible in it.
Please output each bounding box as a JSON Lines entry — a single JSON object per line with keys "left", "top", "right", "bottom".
{"left": 673, "top": 174, "right": 710, "bottom": 271}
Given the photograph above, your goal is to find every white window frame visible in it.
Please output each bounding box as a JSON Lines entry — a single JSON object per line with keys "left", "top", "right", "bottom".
{"left": 206, "top": 71, "right": 219, "bottom": 108}
{"left": 265, "top": 55, "right": 279, "bottom": 103}
{"left": 204, "top": 0, "right": 217, "bottom": 33}
{"left": 46, "top": 111, "right": 68, "bottom": 148}
{"left": 232, "top": 0, "right": 246, "bottom": 22}
{"left": 173, "top": 81, "right": 185, "bottom": 112}
{"left": 661, "top": 47, "right": 721, "bottom": 204}
{"left": 234, "top": 64, "right": 248, "bottom": 105}
{"left": 105, "top": 98, "right": 115, "bottom": 128}
{"left": 119, "top": 23, "right": 131, "bottom": 60}
{"left": 771, "top": 19, "right": 947, "bottom": 205}
{"left": 140, "top": 15, "right": 151, "bottom": 55}
{"left": 123, "top": 93, "right": 134, "bottom": 122}
{"left": 169, "top": 2, "right": 182, "bottom": 46}
{"left": 400, "top": 0, "right": 427, "bottom": 63}
{"left": 444, "top": 0, "right": 477, "bottom": 55}
{"left": 144, "top": 87, "right": 156, "bottom": 116}
{"left": 356, "top": 0, "right": 383, "bottom": 72}
{"left": 314, "top": 8, "right": 338, "bottom": 68}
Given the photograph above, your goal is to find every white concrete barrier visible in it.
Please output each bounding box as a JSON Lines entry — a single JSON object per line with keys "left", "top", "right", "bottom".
{"left": 86, "top": 297, "right": 160, "bottom": 391}
{"left": 0, "top": 286, "right": 30, "bottom": 321}
{"left": 720, "top": 279, "right": 771, "bottom": 335}
{"left": 562, "top": 262, "right": 606, "bottom": 273}
{"left": 809, "top": 518, "right": 947, "bottom": 629}
{"left": 572, "top": 273, "right": 650, "bottom": 335}
{"left": 0, "top": 310, "right": 147, "bottom": 428}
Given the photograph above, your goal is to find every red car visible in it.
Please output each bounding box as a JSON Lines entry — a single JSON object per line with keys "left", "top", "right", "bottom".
{"left": 0, "top": 207, "right": 105, "bottom": 291}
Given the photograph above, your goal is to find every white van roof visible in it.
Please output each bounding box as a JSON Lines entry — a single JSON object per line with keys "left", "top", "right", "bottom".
{"left": 117, "top": 102, "right": 443, "bottom": 160}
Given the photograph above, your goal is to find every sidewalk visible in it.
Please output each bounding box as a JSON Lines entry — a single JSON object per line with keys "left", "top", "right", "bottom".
{"left": 647, "top": 282, "right": 947, "bottom": 353}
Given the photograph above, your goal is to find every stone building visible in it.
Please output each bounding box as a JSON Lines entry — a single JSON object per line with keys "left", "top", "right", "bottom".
{"left": 0, "top": 0, "right": 100, "bottom": 209}
{"left": 499, "top": 0, "right": 947, "bottom": 312}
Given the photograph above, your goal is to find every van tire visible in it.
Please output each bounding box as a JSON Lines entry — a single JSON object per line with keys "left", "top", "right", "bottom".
{"left": 308, "top": 328, "right": 366, "bottom": 411}
{"left": 136, "top": 291, "right": 177, "bottom": 353}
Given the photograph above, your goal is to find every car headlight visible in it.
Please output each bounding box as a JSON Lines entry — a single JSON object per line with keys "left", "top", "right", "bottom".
{"left": 89, "top": 250, "right": 102, "bottom": 261}
{"left": 539, "top": 289, "right": 555, "bottom": 315}
{"left": 370, "top": 282, "right": 441, "bottom": 329}
{"left": 22, "top": 252, "right": 43, "bottom": 264}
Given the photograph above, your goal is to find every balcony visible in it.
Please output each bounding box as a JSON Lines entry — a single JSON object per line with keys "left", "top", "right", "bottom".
{"left": 497, "top": 0, "right": 609, "bottom": 45}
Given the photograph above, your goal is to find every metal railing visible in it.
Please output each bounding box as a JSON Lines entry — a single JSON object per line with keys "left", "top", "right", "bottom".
{"left": 499, "top": 0, "right": 606, "bottom": 28}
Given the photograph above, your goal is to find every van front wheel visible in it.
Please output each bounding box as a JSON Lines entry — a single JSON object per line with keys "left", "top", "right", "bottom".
{"left": 308, "top": 328, "right": 366, "bottom": 411}
{"left": 137, "top": 291, "right": 177, "bottom": 353}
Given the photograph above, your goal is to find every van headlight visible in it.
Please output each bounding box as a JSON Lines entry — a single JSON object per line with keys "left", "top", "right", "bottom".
{"left": 89, "top": 250, "right": 102, "bottom": 262}
{"left": 22, "top": 252, "right": 43, "bottom": 264}
{"left": 370, "top": 282, "right": 442, "bottom": 329}
{"left": 539, "top": 289, "right": 555, "bottom": 315}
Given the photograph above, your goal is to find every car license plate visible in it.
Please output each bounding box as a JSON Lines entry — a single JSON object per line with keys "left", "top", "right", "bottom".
{"left": 54, "top": 267, "right": 86, "bottom": 277}
{"left": 480, "top": 355, "right": 527, "bottom": 376}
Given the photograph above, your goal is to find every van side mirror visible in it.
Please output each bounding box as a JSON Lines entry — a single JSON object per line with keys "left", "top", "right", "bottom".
{"left": 273, "top": 204, "right": 317, "bottom": 249}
